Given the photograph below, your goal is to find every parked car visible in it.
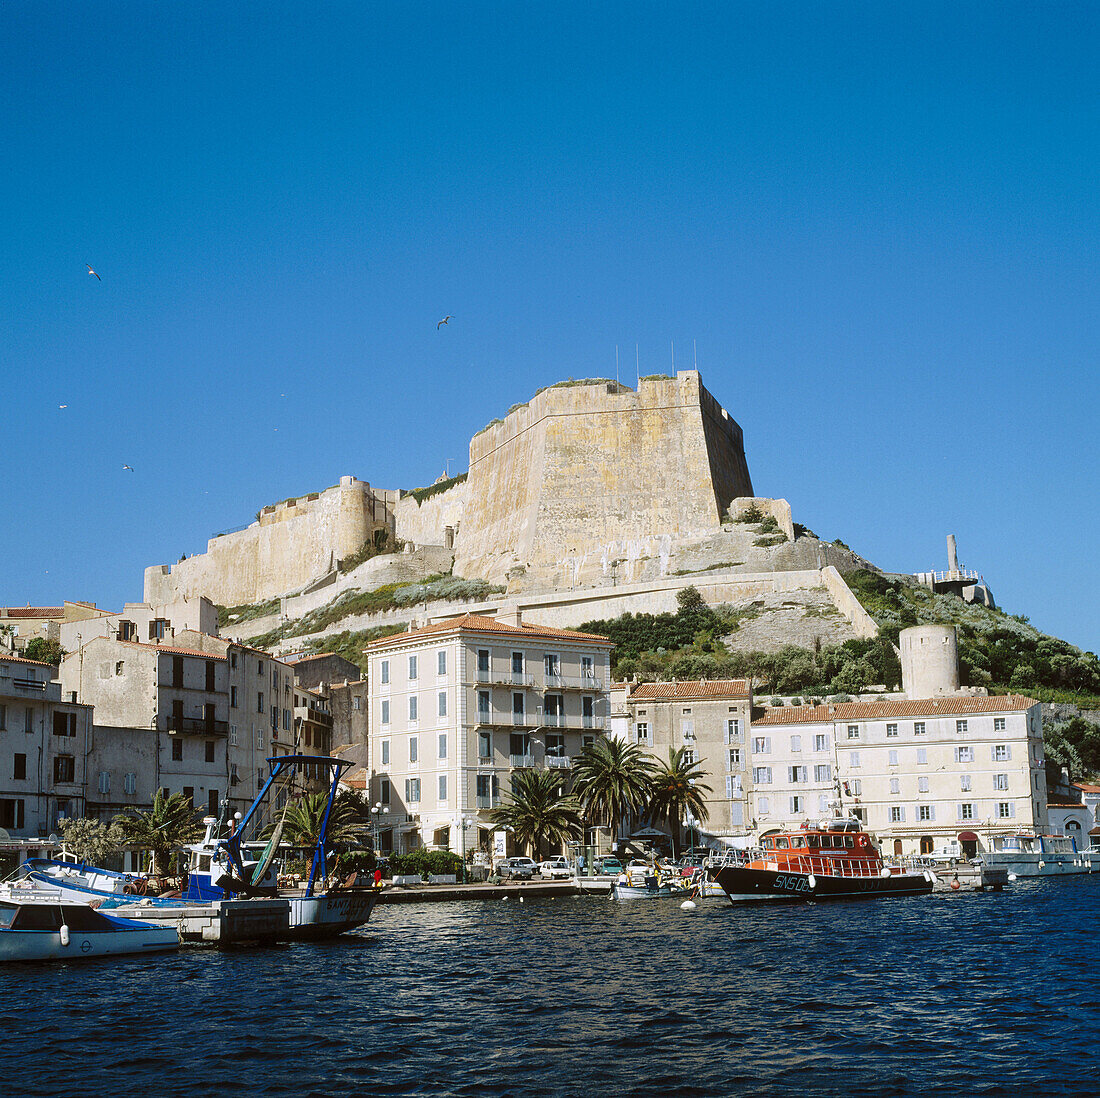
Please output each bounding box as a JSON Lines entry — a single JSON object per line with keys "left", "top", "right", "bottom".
{"left": 498, "top": 857, "right": 537, "bottom": 880}
{"left": 597, "top": 856, "right": 623, "bottom": 875}
{"left": 538, "top": 857, "right": 572, "bottom": 879}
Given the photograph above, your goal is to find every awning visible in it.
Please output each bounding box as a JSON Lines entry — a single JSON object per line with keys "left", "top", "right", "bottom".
{"left": 957, "top": 830, "right": 980, "bottom": 842}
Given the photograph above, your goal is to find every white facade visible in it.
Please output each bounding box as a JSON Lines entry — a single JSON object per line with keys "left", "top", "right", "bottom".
{"left": 750, "top": 695, "right": 1045, "bottom": 856}
{"left": 365, "top": 613, "right": 612, "bottom": 856}
{"left": 58, "top": 596, "right": 219, "bottom": 653}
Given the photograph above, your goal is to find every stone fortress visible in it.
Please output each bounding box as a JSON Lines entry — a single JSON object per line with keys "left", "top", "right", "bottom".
{"left": 143, "top": 371, "right": 879, "bottom": 646}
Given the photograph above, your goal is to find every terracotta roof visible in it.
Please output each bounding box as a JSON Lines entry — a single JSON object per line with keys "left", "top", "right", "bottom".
{"left": 754, "top": 694, "right": 1039, "bottom": 725}
{"left": 1047, "top": 802, "right": 1087, "bottom": 809}
{"left": 1074, "top": 783, "right": 1100, "bottom": 794}
{"left": 1, "top": 607, "right": 64, "bottom": 618}
{"left": 0, "top": 653, "right": 55, "bottom": 669}
{"left": 629, "top": 680, "right": 751, "bottom": 700}
{"left": 101, "top": 638, "right": 228, "bottom": 661}
{"left": 363, "top": 613, "right": 611, "bottom": 651}
{"left": 341, "top": 767, "right": 369, "bottom": 789}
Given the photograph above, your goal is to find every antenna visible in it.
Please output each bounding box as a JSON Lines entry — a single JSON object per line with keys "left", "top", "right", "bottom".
{"left": 693, "top": 339, "right": 698, "bottom": 370}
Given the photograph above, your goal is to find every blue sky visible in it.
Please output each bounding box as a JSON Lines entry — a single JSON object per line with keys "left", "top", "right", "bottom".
{"left": 3, "top": 3, "right": 1097, "bottom": 652}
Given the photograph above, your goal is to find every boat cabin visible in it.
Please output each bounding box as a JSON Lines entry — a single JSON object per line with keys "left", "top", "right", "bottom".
{"left": 756, "top": 818, "right": 884, "bottom": 874}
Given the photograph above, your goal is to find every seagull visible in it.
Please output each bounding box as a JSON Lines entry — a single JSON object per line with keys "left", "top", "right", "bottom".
{"left": 86, "top": 264, "right": 101, "bottom": 281}
{"left": 122, "top": 464, "right": 133, "bottom": 472}
{"left": 437, "top": 315, "right": 453, "bottom": 329}
{"left": 59, "top": 404, "right": 67, "bottom": 409}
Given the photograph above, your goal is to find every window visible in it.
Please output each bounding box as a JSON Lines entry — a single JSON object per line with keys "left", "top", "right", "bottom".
{"left": 725, "top": 774, "right": 741, "bottom": 798}
{"left": 53, "top": 712, "right": 76, "bottom": 737}
{"left": 790, "top": 735, "right": 801, "bottom": 753}
{"left": 790, "top": 795, "right": 803, "bottom": 814}
{"left": 683, "top": 750, "right": 695, "bottom": 765}
{"left": 890, "top": 806, "right": 905, "bottom": 823}
{"left": 847, "top": 725, "right": 860, "bottom": 740}
{"left": 230, "top": 725, "right": 237, "bottom": 746}
{"left": 255, "top": 729, "right": 265, "bottom": 750}
{"left": 205, "top": 740, "right": 216, "bottom": 763}
{"left": 512, "top": 692, "right": 524, "bottom": 718}
{"left": 849, "top": 751, "right": 860, "bottom": 768}
{"left": 408, "top": 655, "right": 418, "bottom": 680}
{"left": 97, "top": 771, "right": 110, "bottom": 794}
{"left": 380, "top": 660, "right": 389, "bottom": 684}
{"left": 380, "top": 740, "right": 390, "bottom": 766}
{"left": 960, "top": 774, "right": 972, "bottom": 792}
{"left": 284, "top": 710, "right": 290, "bottom": 730}
{"left": 890, "top": 778, "right": 901, "bottom": 794}
{"left": 438, "top": 733, "right": 447, "bottom": 760}
{"left": 171, "top": 655, "right": 184, "bottom": 687}
{"left": 851, "top": 779, "right": 862, "bottom": 796}
{"left": 115, "top": 661, "right": 124, "bottom": 677}
{"left": 814, "top": 764, "right": 831, "bottom": 782}
{"left": 0, "top": 799, "right": 25, "bottom": 829}
{"left": 681, "top": 717, "right": 695, "bottom": 739}
{"left": 959, "top": 803, "right": 974, "bottom": 820}
{"left": 24, "top": 707, "right": 33, "bottom": 734}
{"left": 0, "top": 705, "right": 5, "bottom": 729}
{"left": 478, "top": 691, "right": 490, "bottom": 718}
{"left": 994, "top": 717, "right": 1006, "bottom": 732}
{"left": 993, "top": 773, "right": 1009, "bottom": 791}
{"left": 752, "top": 766, "right": 772, "bottom": 784}
{"left": 230, "top": 651, "right": 237, "bottom": 670}
{"left": 582, "top": 656, "right": 594, "bottom": 680}
{"left": 437, "top": 651, "right": 447, "bottom": 676}
{"left": 13, "top": 754, "right": 26, "bottom": 781}
{"left": 409, "top": 736, "right": 418, "bottom": 764}
{"left": 956, "top": 720, "right": 968, "bottom": 734}
{"left": 918, "top": 805, "right": 934, "bottom": 822}
{"left": 788, "top": 766, "right": 807, "bottom": 783}
{"left": 916, "top": 748, "right": 927, "bottom": 765}
{"left": 380, "top": 777, "right": 390, "bottom": 806}
{"left": 913, "top": 722, "right": 926, "bottom": 736}
{"left": 814, "top": 734, "right": 829, "bottom": 752}
{"left": 886, "top": 723, "right": 898, "bottom": 738}
{"left": 353, "top": 696, "right": 362, "bottom": 711}
{"left": 757, "top": 796, "right": 770, "bottom": 814}
{"left": 478, "top": 731, "right": 492, "bottom": 758}
{"left": 124, "top": 773, "right": 137, "bottom": 795}
{"left": 726, "top": 718, "right": 742, "bottom": 743}
{"left": 993, "top": 744, "right": 1011, "bottom": 762}
{"left": 955, "top": 746, "right": 973, "bottom": 763}
{"left": 917, "top": 777, "right": 929, "bottom": 793}
{"left": 753, "top": 736, "right": 771, "bottom": 754}
{"left": 381, "top": 700, "right": 390, "bottom": 726}
{"left": 172, "top": 739, "right": 183, "bottom": 762}
{"left": 729, "top": 748, "right": 742, "bottom": 770}
{"left": 477, "top": 774, "right": 494, "bottom": 805}
{"left": 477, "top": 649, "right": 490, "bottom": 675}
{"left": 437, "top": 691, "right": 447, "bottom": 718}
{"left": 405, "top": 778, "right": 421, "bottom": 804}
{"left": 635, "top": 721, "right": 650, "bottom": 744}
{"left": 544, "top": 653, "right": 559, "bottom": 677}
{"left": 998, "top": 801, "right": 1015, "bottom": 819}
{"left": 408, "top": 696, "right": 418, "bottom": 722}
{"left": 511, "top": 651, "right": 524, "bottom": 676}
{"left": 257, "top": 691, "right": 264, "bottom": 714}
{"left": 888, "top": 750, "right": 899, "bottom": 766}
{"left": 230, "top": 685, "right": 238, "bottom": 708}
{"left": 546, "top": 733, "right": 565, "bottom": 757}
{"left": 53, "top": 755, "right": 75, "bottom": 783}
{"left": 438, "top": 775, "right": 448, "bottom": 802}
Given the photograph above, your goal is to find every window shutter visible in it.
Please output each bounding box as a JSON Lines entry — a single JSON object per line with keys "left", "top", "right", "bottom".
{"left": 725, "top": 776, "right": 734, "bottom": 798}
{"left": 1005, "top": 745, "right": 1012, "bottom": 761}
{"left": 1009, "top": 803, "right": 1016, "bottom": 818}
{"left": 900, "top": 807, "right": 906, "bottom": 822}
{"left": 929, "top": 805, "right": 936, "bottom": 821}
{"left": 765, "top": 737, "right": 772, "bottom": 753}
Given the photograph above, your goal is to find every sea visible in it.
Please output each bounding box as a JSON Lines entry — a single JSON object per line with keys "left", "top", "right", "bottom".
{"left": 3, "top": 876, "right": 1099, "bottom": 1097}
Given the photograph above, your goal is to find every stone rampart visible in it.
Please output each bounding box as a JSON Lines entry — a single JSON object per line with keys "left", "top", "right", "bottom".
{"left": 453, "top": 372, "right": 752, "bottom": 584}
{"left": 394, "top": 480, "right": 467, "bottom": 549}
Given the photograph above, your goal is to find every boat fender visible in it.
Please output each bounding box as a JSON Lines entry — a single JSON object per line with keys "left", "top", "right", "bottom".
{"left": 59, "top": 924, "right": 70, "bottom": 947}
{"left": 880, "top": 868, "right": 891, "bottom": 879}
{"left": 1038, "top": 860, "right": 1045, "bottom": 869}
{"left": 807, "top": 874, "right": 816, "bottom": 889}
{"left": 950, "top": 877, "right": 961, "bottom": 890}
{"left": 1008, "top": 873, "right": 1018, "bottom": 882}
{"left": 680, "top": 899, "right": 697, "bottom": 911}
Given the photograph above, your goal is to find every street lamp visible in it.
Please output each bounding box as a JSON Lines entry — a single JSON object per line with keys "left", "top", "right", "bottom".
{"left": 369, "top": 801, "right": 383, "bottom": 858}
{"left": 456, "top": 814, "right": 473, "bottom": 883}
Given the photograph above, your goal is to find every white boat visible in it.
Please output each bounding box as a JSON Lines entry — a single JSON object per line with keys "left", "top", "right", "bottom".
{"left": 976, "top": 832, "right": 1100, "bottom": 877}
{"left": 0, "top": 895, "right": 178, "bottom": 962}
{"left": 611, "top": 866, "right": 678, "bottom": 899}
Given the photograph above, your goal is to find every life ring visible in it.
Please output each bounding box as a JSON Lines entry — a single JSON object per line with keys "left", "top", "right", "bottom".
{"left": 858, "top": 835, "right": 870, "bottom": 848}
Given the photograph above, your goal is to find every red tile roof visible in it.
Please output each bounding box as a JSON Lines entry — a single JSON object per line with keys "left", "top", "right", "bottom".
{"left": 629, "top": 680, "right": 751, "bottom": 700}
{"left": 1047, "top": 802, "right": 1088, "bottom": 809}
{"left": 1, "top": 607, "right": 64, "bottom": 618}
{"left": 0, "top": 653, "right": 55, "bottom": 668}
{"left": 754, "top": 694, "right": 1039, "bottom": 725}
{"left": 363, "top": 613, "right": 611, "bottom": 651}
{"left": 1074, "top": 783, "right": 1100, "bottom": 794}
{"left": 104, "top": 639, "right": 228, "bottom": 660}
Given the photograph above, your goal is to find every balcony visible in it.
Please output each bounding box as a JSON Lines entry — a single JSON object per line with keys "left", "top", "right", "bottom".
{"left": 11, "top": 678, "right": 46, "bottom": 693}
{"left": 476, "top": 795, "right": 498, "bottom": 809}
{"left": 544, "top": 674, "right": 604, "bottom": 691}
{"left": 545, "top": 756, "right": 572, "bottom": 770}
{"left": 475, "top": 709, "right": 536, "bottom": 729}
{"left": 536, "top": 713, "right": 605, "bottom": 731}
{"left": 476, "top": 670, "right": 535, "bottom": 687}
{"left": 165, "top": 716, "right": 229, "bottom": 736}
{"left": 509, "top": 754, "right": 536, "bottom": 768}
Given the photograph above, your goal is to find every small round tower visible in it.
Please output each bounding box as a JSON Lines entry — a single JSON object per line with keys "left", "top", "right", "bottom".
{"left": 899, "top": 624, "right": 960, "bottom": 698}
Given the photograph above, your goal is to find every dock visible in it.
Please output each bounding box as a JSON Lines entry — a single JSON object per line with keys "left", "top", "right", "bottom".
{"left": 378, "top": 877, "right": 612, "bottom": 904}
{"left": 931, "top": 863, "right": 1009, "bottom": 892}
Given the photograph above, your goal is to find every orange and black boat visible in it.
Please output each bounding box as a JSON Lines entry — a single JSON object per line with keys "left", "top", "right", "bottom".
{"left": 710, "top": 818, "right": 935, "bottom": 903}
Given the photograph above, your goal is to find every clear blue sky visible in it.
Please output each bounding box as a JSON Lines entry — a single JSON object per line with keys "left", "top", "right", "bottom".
{"left": 3, "top": 3, "right": 1097, "bottom": 653}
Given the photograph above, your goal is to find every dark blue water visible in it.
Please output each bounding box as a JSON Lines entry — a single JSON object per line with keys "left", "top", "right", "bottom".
{"left": 4, "top": 877, "right": 1099, "bottom": 1097}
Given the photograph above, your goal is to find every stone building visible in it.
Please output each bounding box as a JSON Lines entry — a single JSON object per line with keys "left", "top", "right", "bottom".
{"left": 282, "top": 651, "right": 368, "bottom": 771}
{"left": 58, "top": 596, "right": 219, "bottom": 652}
{"left": 622, "top": 680, "right": 753, "bottom": 845}
{"left": 1, "top": 601, "right": 105, "bottom": 647}
{"left": 364, "top": 612, "right": 612, "bottom": 857}
{"left": 0, "top": 653, "right": 92, "bottom": 837}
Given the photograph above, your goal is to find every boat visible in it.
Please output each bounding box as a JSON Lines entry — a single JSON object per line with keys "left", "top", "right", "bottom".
{"left": 710, "top": 817, "right": 935, "bottom": 903}
{"left": 975, "top": 832, "right": 1100, "bottom": 877}
{"left": 0, "top": 895, "right": 178, "bottom": 962}
{"left": 611, "top": 863, "right": 679, "bottom": 899}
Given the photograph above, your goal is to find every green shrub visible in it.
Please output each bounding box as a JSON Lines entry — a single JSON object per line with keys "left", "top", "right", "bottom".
{"left": 754, "top": 534, "right": 788, "bottom": 548}
{"left": 406, "top": 473, "right": 467, "bottom": 506}
{"left": 734, "top": 504, "right": 764, "bottom": 524}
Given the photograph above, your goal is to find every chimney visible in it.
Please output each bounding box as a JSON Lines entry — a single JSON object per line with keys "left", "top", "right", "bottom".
{"left": 498, "top": 605, "right": 523, "bottom": 627}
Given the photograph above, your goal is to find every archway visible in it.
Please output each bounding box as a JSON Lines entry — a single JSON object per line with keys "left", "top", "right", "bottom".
{"left": 893, "top": 839, "right": 904, "bottom": 857}
{"left": 920, "top": 836, "right": 934, "bottom": 855}
{"left": 958, "top": 830, "right": 979, "bottom": 859}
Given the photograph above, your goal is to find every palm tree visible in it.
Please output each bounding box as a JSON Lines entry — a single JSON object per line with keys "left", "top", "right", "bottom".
{"left": 490, "top": 769, "right": 582, "bottom": 859}
{"left": 572, "top": 738, "right": 655, "bottom": 850}
{"left": 274, "top": 791, "right": 366, "bottom": 849}
{"left": 113, "top": 789, "right": 203, "bottom": 876}
{"left": 648, "top": 747, "right": 712, "bottom": 858}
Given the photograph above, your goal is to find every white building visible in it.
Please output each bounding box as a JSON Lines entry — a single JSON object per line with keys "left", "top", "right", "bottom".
{"left": 58, "top": 596, "right": 218, "bottom": 652}
{"left": 749, "top": 694, "right": 1045, "bottom": 857}
{"left": 364, "top": 612, "right": 612, "bottom": 857}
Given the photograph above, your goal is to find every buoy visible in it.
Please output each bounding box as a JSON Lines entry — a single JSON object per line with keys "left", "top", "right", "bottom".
{"left": 951, "top": 877, "right": 961, "bottom": 891}
{"left": 680, "top": 899, "right": 697, "bottom": 911}
{"left": 1008, "top": 873, "right": 1017, "bottom": 882}
{"left": 519, "top": 896, "right": 524, "bottom": 903}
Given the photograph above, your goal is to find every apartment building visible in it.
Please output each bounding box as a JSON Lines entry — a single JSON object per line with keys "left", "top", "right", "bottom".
{"left": 365, "top": 612, "right": 612, "bottom": 856}
{"left": 0, "top": 653, "right": 92, "bottom": 836}
{"left": 623, "top": 680, "right": 752, "bottom": 841}
{"left": 57, "top": 595, "right": 218, "bottom": 652}
{"left": 750, "top": 694, "right": 1045, "bottom": 857}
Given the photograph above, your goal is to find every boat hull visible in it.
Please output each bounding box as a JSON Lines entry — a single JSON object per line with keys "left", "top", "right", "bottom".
{"left": 977, "top": 851, "right": 1100, "bottom": 878}
{"left": 0, "top": 925, "right": 178, "bottom": 962}
{"left": 712, "top": 865, "right": 934, "bottom": 903}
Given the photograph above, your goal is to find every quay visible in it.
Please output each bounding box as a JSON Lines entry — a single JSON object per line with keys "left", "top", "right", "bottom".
{"left": 378, "top": 878, "right": 611, "bottom": 904}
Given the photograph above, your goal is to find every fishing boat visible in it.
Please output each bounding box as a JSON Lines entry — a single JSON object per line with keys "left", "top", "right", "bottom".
{"left": 710, "top": 818, "right": 935, "bottom": 903}
{"left": 611, "top": 863, "right": 679, "bottom": 899}
{"left": 975, "top": 832, "right": 1100, "bottom": 877}
{"left": 0, "top": 895, "right": 178, "bottom": 962}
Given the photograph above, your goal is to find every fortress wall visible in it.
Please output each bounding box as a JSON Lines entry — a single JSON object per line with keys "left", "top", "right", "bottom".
{"left": 454, "top": 372, "right": 752, "bottom": 584}
{"left": 729, "top": 498, "right": 795, "bottom": 540}
{"left": 143, "top": 477, "right": 392, "bottom": 607}
{"left": 394, "top": 481, "right": 468, "bottom": 549}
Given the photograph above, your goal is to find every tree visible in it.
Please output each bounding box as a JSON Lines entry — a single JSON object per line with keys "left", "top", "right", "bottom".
{"left": 113, "top": 789, "right": 203, "bottom": 876}
{"left": 572, "top": 737, "right": 655, "bottom": 847}
{"left": 23, "top": 637, "right": 65, "bottom": 666}
{"left": 273, "top": 791, "right": 366, "bottom": 849}
{"left": 58, "top": 817, "right": 126, "bottom": 866}
{"left": 647, "top": 748, "right": 712, "bottom": 858}
{"left": 489, "top": 769, "right": 582, "bottom": 859}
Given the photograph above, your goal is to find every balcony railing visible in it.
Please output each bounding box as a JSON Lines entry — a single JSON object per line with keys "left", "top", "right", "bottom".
{"left": 545, "top": 674, "right": 604, "bottom": 691}
{"left": 476, "top": 670, "right": 535, "bottom": 687}
{"left": 165, "top": 716, "right": 229, "bottom": 736}
{"left": 538, "top": 714, "right": 605, "bottom": 731}
{"left": 509, "top": 754, "right": 536, "bottom": 768}
{"left": 11, "top": 678, "right": 46, "bottom": 692}
{"left": 546, "top": 756, "right": 572, "bottom": 769}
{"left": 475, "top": 709, "right": 536, "bottom": 728}
{"left": 476, "top": 795, "right": 498, "bottom": 809}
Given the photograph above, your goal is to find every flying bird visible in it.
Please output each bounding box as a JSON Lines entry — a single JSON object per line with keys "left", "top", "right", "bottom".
{"left": 437, "top": 315, "right": 453, "bottom": 329}
{"left": 59, "top": 404, "right": 67, "bottom": 409}
{"left": 86, "top": 264, "right": 101, "bottom": 281}
{"left": 122, "top": 464, "right": 134, "bottom": 472}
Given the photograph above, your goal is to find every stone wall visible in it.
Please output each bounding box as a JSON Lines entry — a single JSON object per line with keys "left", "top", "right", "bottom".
{"left": 453, "top": 372, "right": 753, "bottom": 584}
{"left": 144, "top": 476, "right": 396, "bottom": 607}
{"left": 394, "top": 480, "right": 467, "bottom": 549}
